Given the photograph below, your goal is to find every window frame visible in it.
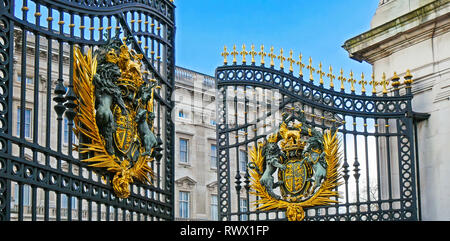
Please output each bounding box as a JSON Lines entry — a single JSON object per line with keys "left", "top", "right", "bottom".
{"left": 239, "top": 198, "right": 248, "bottom": 221}
{"left": 210, "top": 144, "right": 217, "bottom": 169}
{"left": 179, "top": 191, "right": 190, "bottom": 219}
{"left": 210, "top": 194, "right": 218, "bottom": 221}
{"left": 16, "top": 107, "right": 32, "bottom": 139}
{"left": 239, "top": 149, "right": 248, "bottom": 173}
{"left": 179, "top": 138, "right": 189, "bottom": 164}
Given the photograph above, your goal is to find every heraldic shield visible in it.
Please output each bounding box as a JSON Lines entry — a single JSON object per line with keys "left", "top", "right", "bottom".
{"left": 248, "top": 109, "right": 343, "bottom": 221}
{"left": 113, "top": 105, "right": 136, "bottom": 155}
{"left": 281, "top": 159, "right": 312, "bottom": 196}
{"left": 72, "top": 32, "right": 163, "bottom": 199}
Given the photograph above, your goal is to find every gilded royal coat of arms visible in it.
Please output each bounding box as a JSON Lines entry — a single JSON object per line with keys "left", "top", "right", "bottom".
{"left": 72, "top": 32, "right": 162, "bottom": 198}
{"left": 248, "top": 110, "right": 342, "bottom": 221}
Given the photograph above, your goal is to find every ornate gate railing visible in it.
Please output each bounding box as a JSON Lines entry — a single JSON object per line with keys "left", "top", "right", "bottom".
{"left": 0, "top": 0, "right": 175, "bottom": 220}
{"left": 215, "top": 45, "right": 419, "bottom": 221}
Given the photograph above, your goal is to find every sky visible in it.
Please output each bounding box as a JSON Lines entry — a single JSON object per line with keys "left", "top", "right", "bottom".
{"left": 174, "top": 1, "right": 382, "bottom": 193}
{"left": 174, "top": 0, "right": 379, "bottom": 78}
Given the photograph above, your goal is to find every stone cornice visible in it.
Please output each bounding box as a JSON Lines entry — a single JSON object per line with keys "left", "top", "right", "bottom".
{"left": 206, "top": 181, "right": 218, "bottom": 191}
{"left": 175, "top": 176, "right": 197, "bottom": 189}
{"left": 343, "top": 0, "right": 450, "bottom": 64}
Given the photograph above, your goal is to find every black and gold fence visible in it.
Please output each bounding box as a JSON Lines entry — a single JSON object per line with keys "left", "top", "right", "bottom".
{"left": 216, "top": 44, "right": 420, "bottom": 221}
{"left": 0, "top": 0, "right": 175, "bottom": 221}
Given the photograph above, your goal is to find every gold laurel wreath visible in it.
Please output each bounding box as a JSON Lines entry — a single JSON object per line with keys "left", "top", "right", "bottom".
{"left": 72, "top": 47, "right": 154, "bottom": 199}
{"left": 248, "top": 129, "right": 342, "bottom": 221}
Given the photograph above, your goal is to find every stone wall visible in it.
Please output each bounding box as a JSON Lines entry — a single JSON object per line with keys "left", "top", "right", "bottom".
{"left": 343, "top": 0, "right": 450, "bottom": 220}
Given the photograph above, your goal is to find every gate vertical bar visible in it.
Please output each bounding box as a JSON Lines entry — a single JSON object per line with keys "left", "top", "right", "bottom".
{"left": 215, "top": 49, "right": 420, "bottom": 220}
{"left": 217, "top": 84, "right": 231, "bottom": 221}
{"left": 0, "top": 0, "right": 15, "bottom": 221}
{"left": 0, "top": 0, "right": 175, "bottom": 221}
{"left": 400, "top": 78, "right": 418, "bottom": 220}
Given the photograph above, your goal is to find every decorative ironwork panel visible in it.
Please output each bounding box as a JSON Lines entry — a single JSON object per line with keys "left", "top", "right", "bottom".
{"left": 215, "top": 45, "right": 419, "bottom": 221}
{"left": 0, "top": 0, "right": 175, "bottom": 221}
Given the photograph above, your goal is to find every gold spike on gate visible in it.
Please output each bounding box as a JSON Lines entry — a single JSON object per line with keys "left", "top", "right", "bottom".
{"left": 391, "top": 72, "right": 401, "bottom": 88}
{"left": 317, "top": 62, "right": 325, "bottom": 85}
{"left": 338, "top": 68, "right": 346, "bottom": 91}
{"left": 369, "top": 72, "right": 379, "bottom": 94}
{"left": 359, "top": 73, "right": 367, "bottom": 94}
{"left": 258, "top": 45, "right": 266, "bottom": 65}
{"left": 221, "top": 46, "right": 229, "bottom": 65}
{"left": 278, "top": 48, "right": 286, "bottom": 69}
{"left": 404, "top": 69, "right": 413, "bottom": 85}
{"left": 327, "top": 65, "right": 335, "bottom": 89}
{"left": 240, "top": 44, "right": 248, "bottom": 64}
{"left": 306, "top": 57, "right": 315, "bottom": 81}
{"left": 297, "top": 53, "right": 305, "bottom": 77}
{"left": 218, "top": 45, "right": 414, "bottom": 96}
{"left": 230, "top": 45, "right": 239, "bottom": 64}
{"left": 380, "top": 72, "right": 389, "bottom": 94}
{"left": 287, "top": 50, "right": 295, "bottom": 72}
{"left": 268, "top": 46, "right": 276, "bottom": 67}
{"left": 249, "top": 44, "right": 257, "bottom": 64}
{"left": 348, "top": 70, "right": 356, "bottom": 92}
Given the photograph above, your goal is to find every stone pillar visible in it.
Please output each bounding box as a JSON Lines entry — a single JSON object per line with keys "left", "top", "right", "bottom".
{"left": 343, "top": 0, "right": 450, "bottom": 220}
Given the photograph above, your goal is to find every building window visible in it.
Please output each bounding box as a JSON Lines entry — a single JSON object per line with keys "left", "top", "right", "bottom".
{"left": 210, "top": 111, "right": 216, "bottom": 126}
{"left": 211, "top": 195, "right": 218, "bottom": 221}
{"left": 240, "top": 198, "right": 248, "bottom": 221}
{"left": 14, "top": 184, "right": 31, "bottom": 206}
{"left": 179, "top": 138, "right": 189, "bottom": 163}
{"left": 64, "top": 118, "right": 77, "bottom": 144}
{"left": 17, "top": 107, "right": 32, "bottom": 138}
{"left": 64, "top": 118, "right": 69, "bottom": 143}
{"left": 239, "top": 150, "right": 247, "bottom": 173}
{"left": 62, "top": 195, "right": 78, "bottom": 209}
{"left": 17, "top": 75, "right": 33, "bottom": 84}
{"left": 179, "top": 191, "right": 190, "bottom": 219}
{"left": 210, "top": 144, "right": 217, "bottom": 169}
{"left": 178, "top": 110, "right": 187, "bottom": 118}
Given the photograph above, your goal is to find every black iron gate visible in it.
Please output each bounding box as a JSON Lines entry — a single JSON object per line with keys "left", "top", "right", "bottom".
{"left": 215, "top": 45, "right": 419, "bottom": 221}
{"left": 0, "top": 0, "right": 175, "bottom": 221}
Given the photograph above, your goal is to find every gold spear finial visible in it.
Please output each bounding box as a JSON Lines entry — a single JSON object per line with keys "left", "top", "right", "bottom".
{"left": 404, "top": 69, "right": 413, "bottom": 84}
{"left": 359, "top": 72, "right": 367, "bottom": 94}
{"left": 249, "top": 44, "right": 257, "bottom": 64}
{"left": 278, "top": 48, "right": 286, "bottom": 69}
{"left": 287, "top": 50, "right": 295, "bottom": 72}
{"left": 348, "top": 70, "right": 356, "bottom": 92}
{"left": 338, "top": 68, "right": 346, "bottom": 91}
{"left": 230, "top": 45, "right": 239, "bottom": 64}
{"left": 404, "top": 69, "right": 412, "bottom": 79}
{"left": 327, "top": 65, "right": 336, "bottom": 89}
{"left": 391, "top": 72, "right": 401, "bottom": 88}
{"left": 369, "top": 72, "right": 379, "bottom": 94}
{"left": 221, "top": 46, "right": 229, "bottom": 65}
{"left": 258, "top": 45, "right": 266, "bottom": 65}
{"left": 380, "top": 72, "right": 388, "bottom": 94}
{"left": 240, "top": 44, "right": 248, "bottom": 64}
{"left": 296, "top": 53, "right": 305, "bottom": 77}
{"left": 306, "top": 57, "right": 315, "bottom": 81}
{"left": 316, "top": 62, "right": 325, "bottom": 85}
{"left": 268, "top": 46, "right": 276, "bottom": 67}
{"left": 392, "top": 71, "right": 399, "bottom": 79}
